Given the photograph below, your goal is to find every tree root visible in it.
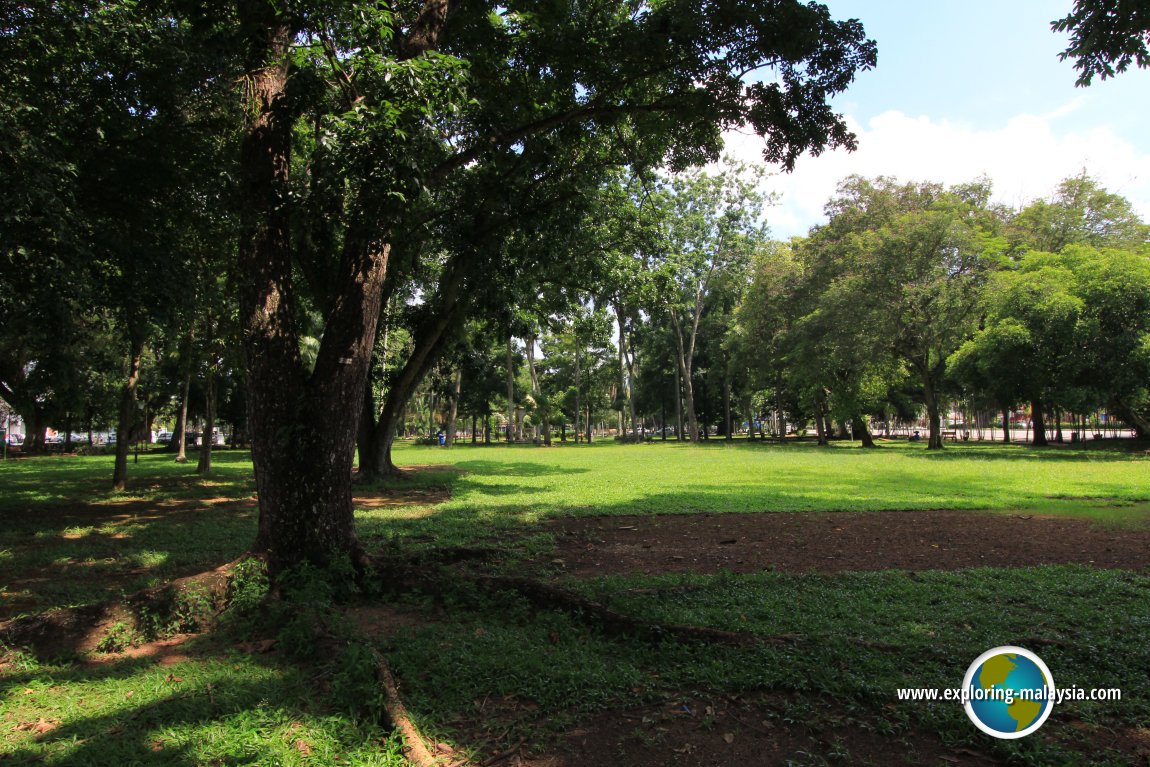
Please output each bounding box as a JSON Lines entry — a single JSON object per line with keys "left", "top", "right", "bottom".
{"left": 372, "top": 648, "right": 461, "bottom": 767}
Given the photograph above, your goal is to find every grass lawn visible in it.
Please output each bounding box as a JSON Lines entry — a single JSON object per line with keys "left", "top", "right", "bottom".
{"left": 358, "top": 438, "right": 1150, "bottom": 547}
{"left": 2, "top": 438, "right": 1149, "bottom": 765}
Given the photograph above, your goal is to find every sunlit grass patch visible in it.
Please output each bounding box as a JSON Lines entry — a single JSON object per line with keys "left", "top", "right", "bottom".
{"left": 0, "top": 638, "right": 405, "bottom": 766}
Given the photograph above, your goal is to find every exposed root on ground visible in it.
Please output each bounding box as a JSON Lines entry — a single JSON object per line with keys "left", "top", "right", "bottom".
{"left": 373, "top": 648, "right": 471, "bottom": 767}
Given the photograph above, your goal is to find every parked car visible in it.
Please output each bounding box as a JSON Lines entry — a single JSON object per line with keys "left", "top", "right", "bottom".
{"left": 156, "top": 430, "right": 173, "bottom": 444}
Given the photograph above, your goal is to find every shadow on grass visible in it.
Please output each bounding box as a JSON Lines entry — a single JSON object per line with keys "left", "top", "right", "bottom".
{"left": 358, "top": 440, "right": 1150, "bottom": 552}
{"left": 901, "top": 440, "right": 1148, "bottom": 462}
{"left": 0, "top": 453, "right": 258, "bottom": 620}
{"left": 0, "top": 450, "right": 256, "bottom": 512}
{"left": 0, "top": 638, "right": 397, "bottom": 766}
{"left": 450, "top": 459, "right": 591, "bottom": 478}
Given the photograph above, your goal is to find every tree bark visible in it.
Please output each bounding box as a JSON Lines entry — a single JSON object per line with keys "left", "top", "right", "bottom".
{"left": 237, "top": 12, "right": 393, "bottom": 575}
{"left": 853, "top": 415, "right": 875, "bottom": 448}
{"left": 1002, "top": 407, "right": 1011, "bottom": 443}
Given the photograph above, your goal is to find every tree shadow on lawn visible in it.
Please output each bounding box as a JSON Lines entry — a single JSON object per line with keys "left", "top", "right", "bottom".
{"left": 0, "top": 502, "right": 258, "bottom": 620}
{"left": 0, "top": 639, "right": 391, "bottom": 767}
{"left": 872, "top": 439, "right": 1148, "bottom": 462}
{"left": 449, "top": 459, "right": 591, "bottom": 478}
{"left": 361, "top": 456, "right": 1150, "bottom": 552}
{"left": 0, "top": 451, "right": 257, "bottom": 512}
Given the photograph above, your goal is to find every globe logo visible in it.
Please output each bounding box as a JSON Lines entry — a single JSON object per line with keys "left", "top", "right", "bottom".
{"left": 963, "top": 646, "right": 1054, "bottom": 739}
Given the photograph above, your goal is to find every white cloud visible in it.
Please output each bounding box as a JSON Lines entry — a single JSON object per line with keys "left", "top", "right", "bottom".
{"left": 723, "top": 108, "right": 1150, "bottom": 239}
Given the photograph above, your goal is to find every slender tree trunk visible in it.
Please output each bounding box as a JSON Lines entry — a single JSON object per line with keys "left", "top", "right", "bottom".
{"left": 573, "top": 332, "right": 582, "bottom": 444}
{"left": 506, "top": 335, "right": 516, "bottom": 443}
{"left": 586, "top": 402, "right": 592, "bottom": 443}
{"left": 112, "top": 333, "right": 145, "bottom": 490}
{"left": 524, "top": 334, "right": 551, "bottom": 446}
{"left": 813, "top": 394, "right": 827, "bottom": 447}
{"left": 174, "top": 372, "right": 190, "bottom": 462}
{"left": 471, "top": 413, "right": 477, "bottom": 444}
{"left": 922, "top": 373, "right": 943, "bottom": 450}
{"left": 674, "top": 360, "right": 684, "bottom": 440}
{"left": 672, "top": 331, "right": 699, "bottom": 441}
{"left": 1002, "top": 407, "right": 1011, "bottom": 443}
{"left": 615, "top": 305, "right": 640, "bottom": 444}
{"left": 1054, "top": 408, "right": 1064, "bottom": 443}
{"left": 723, "top": 368, "right": 732, "bottom": 442}
{"left": 445, "top": 367, "right": 462, "bottom": 447}
{"left": 1031, "top": 400, "right": 1048, "bottom": 446}
{"left": 661, "top": 397, "right": 667, "bottom": 441}
{"left": 197, "top": 366, "right": 216, "bottom": 474}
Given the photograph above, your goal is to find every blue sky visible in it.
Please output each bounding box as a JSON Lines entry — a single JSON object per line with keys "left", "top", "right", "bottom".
{"left": 725, "top": 0, "right": 1150, "bottom": 238}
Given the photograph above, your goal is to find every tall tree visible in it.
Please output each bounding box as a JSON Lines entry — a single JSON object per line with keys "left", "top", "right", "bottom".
{"left": 651, "top": 161, "right": 770, "bottom": 442}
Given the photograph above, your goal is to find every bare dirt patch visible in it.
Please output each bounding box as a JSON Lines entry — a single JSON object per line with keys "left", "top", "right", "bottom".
{"left": 536, "top": 510, "right": 1150, "bottom": 577}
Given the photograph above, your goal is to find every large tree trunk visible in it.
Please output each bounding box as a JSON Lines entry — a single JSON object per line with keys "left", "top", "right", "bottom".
{"left": 237, "top": 14, "right": 391, "bottom": 575}
{"left": 1002, "top": 407, "right": 1011, "bottom": 443}
{"left": 112, "top": 333, "right": 145, "bottom": 491}
{"left": 853, "top": 415, "right": 875, "bottom": 448}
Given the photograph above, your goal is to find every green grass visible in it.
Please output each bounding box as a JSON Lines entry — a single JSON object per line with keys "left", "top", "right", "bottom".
{"left": 0, "top": 451, "right": 257, "bottom": 620}
{"left": 3, "top": 439, "right": 1148, "bottom": 616}
{"left": 3, "top": 438, "right": 1149, "bottom": 765}
{"left": 0, "top": 635, "right": 405, "bottom": 766}
{"left": 356, "top": 439, "right": 1150, "bottom": 548}
{"left": 386, "top": 566, "right": 1150, "bottom": 765}
{"left": 0, "top": 450, "right": 256, "bottom": 511}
